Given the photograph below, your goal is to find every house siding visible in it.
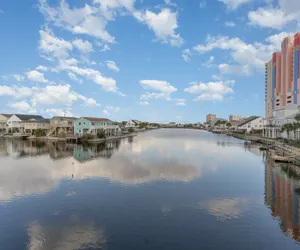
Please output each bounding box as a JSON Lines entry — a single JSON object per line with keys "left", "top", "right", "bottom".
{"left": 74, "top": 118, "right": 92, "bottom": 135}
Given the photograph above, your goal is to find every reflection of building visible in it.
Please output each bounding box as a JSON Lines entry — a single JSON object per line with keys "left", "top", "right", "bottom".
{"left": 264, "top": 158, "right": 300, "bottom": 242}
{"left": 73, "top": 140, "right": 120, "bottom": 162}
{"left": 48, "top": 142, "right": 74, "bottom": 160}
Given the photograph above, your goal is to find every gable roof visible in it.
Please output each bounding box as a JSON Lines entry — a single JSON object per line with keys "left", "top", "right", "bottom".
{"left": 237, "top": 116, "right": 260, "bottom": 127}
{"left": 21, "top": 119, "right": 50, "bottom": 124}
{"left": 83, "top": 117, "right": 112, "bottom": 122}
{"left": 130, "top": 120, "right": 140, "bottom": 125}
{"left": 14, "top": 114, "right": 44, "bottom": 121}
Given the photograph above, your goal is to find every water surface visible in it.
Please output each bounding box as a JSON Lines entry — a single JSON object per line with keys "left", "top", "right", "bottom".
{"left": 0, "top": 129, "right": 299, "bottom": 249}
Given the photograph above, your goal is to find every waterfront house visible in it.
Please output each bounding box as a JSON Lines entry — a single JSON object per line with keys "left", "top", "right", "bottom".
{"left": 21, "top": 119, "right": 50, "bottom": 135}
{"left": 0, "top": 114, "right": 12, "bottom": 133}
{"left": 6, "top": 114, "right": 44, "bottom": 133}
{"left": 48, "top": 116, "right": 77, "bottom": 137}
{"left": 237, "top": 116, "right": 265, "bottom": 133}
{"left": 74, "top": 117, "right": 121, "bottom": 137}
{"left": 125, "top": 120, "right": 140, "bottom": 128}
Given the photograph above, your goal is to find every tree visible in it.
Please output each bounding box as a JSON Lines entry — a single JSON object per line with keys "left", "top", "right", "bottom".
{"left": 295, "top": 113, "right": 300, "bottom": 122}
{"left": 122, "top": 121, "right": 127, "bottom": 126}
{"left": 128, "top": 127, "right": 135, "bottom": 133}
{"left": 97, "top": 129, "right": 106, "bottom": 139}
{"left": 33, "top": 129, "right": 46, "bottom": 137}
{"left": 293, "top": 122, "right": 300, "bottom": 140}
{"left": 226, "top": 122, "right": 232, "bottom": 128}
{"left": 281, "top": 123, "right": 293, "bottom": 139}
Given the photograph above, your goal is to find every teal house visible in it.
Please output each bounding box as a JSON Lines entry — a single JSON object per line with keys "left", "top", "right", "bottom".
{"left": 74, "top": 117, "right": 121, "bottom": 137}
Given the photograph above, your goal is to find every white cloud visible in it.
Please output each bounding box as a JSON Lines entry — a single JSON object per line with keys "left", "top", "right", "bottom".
{"left": 182, "top": 49, "right": 192, "bottom": 62}
{"left": 202, "top": 56, "right": 215, "bottom": 68}
{"left": 72, "top": 39, "right": 94, "bottom": 53}
{"left": 218, "top": 0, "right": 250, "bottom": 10}
{"left": 140, "top": 80, "right": 177, "bottom": 93}
{"left": 140, "top": 101, "right": 149, "bottom": 105}
{"left": 86, "top": 98, "right": 101, "bottom": 107}
{"left": 135, "top": 8, "right": 184, "bottom": 47}
{"left": 248, "top": 0, "right": 300, "bottom": 29}
{"left": 140, "top": 92, "right": 172, "bottom": 101}
{"left": 68, "top": 65, "right": 118, "bottom": 92}
{"left": 102, "top": 109, "right": 109, "bottom": 115}
{"left": 36, "top": 65, "right": 48, "bottom": 71}
{"left": 12, "top": 74, "right": 25, "bottom": 81}
{"left": 39, "top": 0, "right": 115, "bottom": 43}
{"left": 39, "top": 29, "right": 73, "bottom": 59}
{"left": 106, "top": 60, "right": 120, "bottom": 72}
{"left": 192, "top": 33, "right": 291, "bottom": 75}
{"left": 0, "top": 85, "right": 32, "bottom": 99}
{"left": 175, "top": 99, "right": 186, "bottom": 106}
{"left": 67, "top": 72, "right": 83, "bottom": 84}
{"left": 225, "top": 21, "right": 236, "bottom": 27}
{"left": 45, "top": 108, "right": 74, "bottom": 117}
{"left": 199, "top": 1, "right": 207, "bottom": 9}
{"left": 30, "top": 84, "right": 78, "bottom": 107}
{"left": 101, "top": 44, "right": 111, "bottom": 52}
{"left": 7, "top": 101, "right": 36, "bottom": 113}
{"left": 26, "top": 70, "right": 49, "bottom": 83}
{"left": 184, "top": 80, "right": 234, "bottom": 101}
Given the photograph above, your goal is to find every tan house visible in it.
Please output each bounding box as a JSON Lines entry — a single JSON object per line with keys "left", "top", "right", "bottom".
{"left": 48, "top": 116, "right": 77, "bottom": 136}
{"left": 0, "top": 114, "right": 12, "bottom": 133}
{"left": 22, "top": 119, "right": 50, "bottom": 135}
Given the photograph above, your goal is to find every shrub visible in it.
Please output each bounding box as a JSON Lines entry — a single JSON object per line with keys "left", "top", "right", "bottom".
{"left": 33, "top": 129, "right": 46, "bottom": 137}
{"left": 97, "top": 130, "right": 106, "bottom": 139}
{"left": 82, "top": 133, "right": 96, "bottom": 140}
{"left": 128, "top": 127, "right": 135, "bottom": 133}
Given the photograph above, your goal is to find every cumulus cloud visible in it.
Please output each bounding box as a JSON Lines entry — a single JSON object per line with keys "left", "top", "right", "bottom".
{"left": 39, "top": 28, "right": 73, "bottom": 59}
{"left": 45, "top": 108, "right": 74, "bottom": 117}
{"left": 248, "top": 0, "right": 300, "bottom": 29}
{"left": 26, "top": 70, "right": 49, "bottom": 83}
{"left": 106, "top": 60, "right": 120, "bottom": 72}
{"left": 140, "top": 80, "right": 177, "bottom": 93}
{"left": 134, "top": 8, "right": 184, "bottom": 47}
{"left": 72, "top": 39, "right": 94, "bottom": 53}
{"left": 182, "top": 49, "right": 192, "bottom": 62}
{"left": 13, "top": 74, "right": 25, "bottom": 82}
{"left": 140, "top": 92, "right": 172, "bottom": 101}
{"left": 140, "top": 101, "right": 149, "bottom": 105}
{"left": 7, "top": 101, "right": 36, "bottom": 113}
{"left": 184, "top": 80, "right": 234, "bottom": 101}
{"left": 192, "top": 32, "right": 291, "bottom": 75}
{"left": 85, "top": 98, "right": 101, "bottom": 107}
{"left": 199, "top": 1, "right": 207, "bottom": 9}
{"left": 218, "top": 0, "right": 250, "bottom": 10}
{"left": 0, "top": 85, "right": 33, "bottom": 99}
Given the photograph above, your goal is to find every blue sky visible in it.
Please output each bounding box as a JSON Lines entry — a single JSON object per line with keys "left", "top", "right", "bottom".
{"left": 0, "top": 0, "right": 299, "bottom": 123}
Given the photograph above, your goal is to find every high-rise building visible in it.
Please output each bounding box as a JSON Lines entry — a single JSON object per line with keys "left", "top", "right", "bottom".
{"left": 206, "top": 114, "right": 216, "bottom": 124}
{"left": 229, "top": 115, "right": 241, "bottom": 122}
{"left": 265, "top": 33, "right": 300, "bottom": 119}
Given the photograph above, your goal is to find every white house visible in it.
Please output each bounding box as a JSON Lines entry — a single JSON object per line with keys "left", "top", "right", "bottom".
{"left": 0, "top": 114, "right": 12, "bottom": 133}
{"left": 7, "top": 114, "right": 44, "bottom": 133}
{"left": 262, "top": 104, "right": 300, "bottom": 139}
{"left": 237, "top": 116, "right": 265, "bottom": 132}
{"left": 125, "top": 120, "right": 140, "bottom": 128}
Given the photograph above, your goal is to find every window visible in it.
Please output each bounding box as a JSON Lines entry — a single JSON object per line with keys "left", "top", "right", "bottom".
{"left": 79, "top": 122, "right": 81, "bottom": 125}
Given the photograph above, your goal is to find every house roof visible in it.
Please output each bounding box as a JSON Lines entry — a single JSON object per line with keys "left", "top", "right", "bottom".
{"left": 1, "top": 114, "right": 13, "bottom": 118}
{"left": 131, "top": 120, "right": 140, "bottom": 124}
{"left": 237, "top": 116, "right": 260, "bottom": 127}
{"left": 14, "top": 114, "right": 44, "bottom": 121}
{"left": 21, "top": 119, "right": 50, "bottom": 124}
{"left": 83, "top": 117, "right": 112, "bottom": 122}
{"left": 52, "top": 116, "right": 77, "bottom": 121}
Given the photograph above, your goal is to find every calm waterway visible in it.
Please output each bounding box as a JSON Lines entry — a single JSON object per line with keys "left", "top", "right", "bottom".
{"left": 0, "top": 129, "right": 300, "bottom": 250}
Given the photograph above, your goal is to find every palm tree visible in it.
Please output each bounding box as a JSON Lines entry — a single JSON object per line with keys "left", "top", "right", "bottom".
{"left": 281, "top": 123, "right": 293, "bottom": 139}
{"left": 295, "top": 113, "right": 300, "bottom": 122}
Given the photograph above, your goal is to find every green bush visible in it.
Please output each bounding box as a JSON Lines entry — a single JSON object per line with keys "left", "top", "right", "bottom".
{"left": 57, "top": 131, "right": 67, "bottom": 138}
{"left": 82, "top": 133, "right": 96, "bottom": 140}
{"left": 97, "top": 130, "right": 106, "bottom": 139}
{"left": 33, "top": 129, "right": 46, "bottom": 137}
{"left": 128, "top": 127, "right": 135, "bottom": 133}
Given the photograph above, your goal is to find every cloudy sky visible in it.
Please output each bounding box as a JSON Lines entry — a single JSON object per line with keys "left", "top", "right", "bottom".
{"left": 0, "top": 0, "right": 299, "bottom": 122}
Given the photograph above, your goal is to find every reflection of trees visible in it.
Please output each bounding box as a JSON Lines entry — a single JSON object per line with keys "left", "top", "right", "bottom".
{"left": 27, "top": 220, "right": 106, "bottom": 250}
{"left": 48, "top": 142, "right": 75, "bottom": 160}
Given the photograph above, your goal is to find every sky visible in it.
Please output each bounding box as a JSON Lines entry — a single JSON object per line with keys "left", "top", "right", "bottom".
{"left": 0, "top": 0, "right": 299, "bottom": 123}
